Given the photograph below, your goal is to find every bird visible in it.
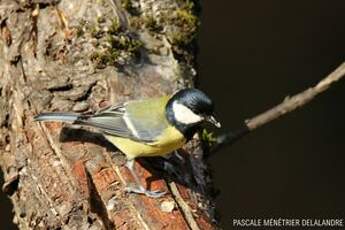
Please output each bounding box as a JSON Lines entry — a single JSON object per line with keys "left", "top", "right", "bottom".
{"left": 34, "top": 88, "right": 221, "bottom": 198}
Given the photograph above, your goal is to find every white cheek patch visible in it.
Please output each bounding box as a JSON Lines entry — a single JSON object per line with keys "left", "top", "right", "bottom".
{"left": 172, "top": 102, "right": 203, "bottom": 124}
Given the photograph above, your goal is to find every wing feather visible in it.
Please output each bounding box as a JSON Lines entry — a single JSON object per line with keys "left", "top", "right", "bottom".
{"left": 81, "top": 97, "right": 170, "bottom": 142}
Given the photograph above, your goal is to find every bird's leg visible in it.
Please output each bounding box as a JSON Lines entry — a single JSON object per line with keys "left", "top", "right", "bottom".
{"left": 162, "top": 150, "right": 185, "bottom": 163}
{"left": 159, "top": 150, "right": 185, "bottom": 180}
{"left": 124, "top": 159, "right": 166, "bottom": 198}
{"left": 161, "top": 159, "right": 185, "bottom": 182}
{"left": 174, "top": 150, "right": 185, "bottom": 163}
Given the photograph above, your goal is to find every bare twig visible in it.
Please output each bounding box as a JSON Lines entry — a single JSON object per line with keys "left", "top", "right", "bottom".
{"left": 211, "top": 62, "right": 345, "bottom": 153}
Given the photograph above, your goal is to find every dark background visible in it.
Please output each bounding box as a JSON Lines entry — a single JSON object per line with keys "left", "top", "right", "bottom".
{"left": 197, "top": 0, "right": 345, "bottom": 228}
{"left": 1, "top": 1, "right": 345, "bottom": 229}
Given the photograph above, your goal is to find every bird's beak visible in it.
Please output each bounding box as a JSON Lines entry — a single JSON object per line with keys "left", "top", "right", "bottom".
{"left": 205, "top": 115, "right": 221, "bottom": 128}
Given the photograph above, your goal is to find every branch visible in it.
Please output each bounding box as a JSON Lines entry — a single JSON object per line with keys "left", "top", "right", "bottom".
{"left": 212, "top": 62, "right": 345, "bottom": 153}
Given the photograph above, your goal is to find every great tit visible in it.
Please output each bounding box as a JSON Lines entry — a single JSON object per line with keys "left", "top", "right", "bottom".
{"left": 34, "top": 88, "right": 221, "bottom": 197}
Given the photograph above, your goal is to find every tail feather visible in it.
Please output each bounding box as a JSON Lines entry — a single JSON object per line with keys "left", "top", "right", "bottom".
{"left": 34, "top": 112, "right": 81, "bottom": 123}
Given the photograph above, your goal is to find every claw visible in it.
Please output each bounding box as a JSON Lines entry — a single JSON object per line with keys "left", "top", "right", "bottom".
{"left": 124, "top": 185, "right": 143, "bottom": 194}
{"left": 124, "top": 185, "right": 167, "bottom": 198}
{"left": 124, "top": 159, "right": 167, "bottom": 198}
{"left": 144, "top": 190, "right": 167, "bottom": 198}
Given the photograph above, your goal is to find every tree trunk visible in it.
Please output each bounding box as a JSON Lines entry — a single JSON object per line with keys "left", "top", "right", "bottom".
{"left": 0, "top": 0, "right": 216, "bottom": 229}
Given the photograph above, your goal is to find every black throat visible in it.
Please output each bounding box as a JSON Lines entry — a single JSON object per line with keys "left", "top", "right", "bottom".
{"left": 166, "top": 100, "right": 200, "bottom": 141}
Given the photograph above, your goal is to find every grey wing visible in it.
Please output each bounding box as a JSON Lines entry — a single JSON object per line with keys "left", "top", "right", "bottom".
{"left": 84, "top": 104, "right": 163, "bottom": 142}
{"left": 125, "top": 112, "right": 167, "bottom": 142}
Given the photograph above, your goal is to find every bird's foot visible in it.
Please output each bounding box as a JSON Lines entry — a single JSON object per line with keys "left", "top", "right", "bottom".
{"left": 124, "top": 185, "right": 167, "bottom": 198}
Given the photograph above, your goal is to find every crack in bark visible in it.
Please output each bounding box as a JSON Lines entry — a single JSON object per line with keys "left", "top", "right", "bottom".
{"left": 1, "top": 173, "right": 19, "bottom": 196}
{"left": 48, "top": 84, "right": 73, "bottom": 92}
{"left": 101, "top": 150, "right": 152, "bottom": 230}
{"left": 74, "top": 80, "right": 98, "bottom": 102}
{"left": 37, "top": 122, "right": 77, "bottom": 195}
{"left": 85, "top": 169, "right": 115, "bottom": 230}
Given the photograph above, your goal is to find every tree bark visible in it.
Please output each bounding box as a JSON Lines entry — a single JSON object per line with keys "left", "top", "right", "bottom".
{"left": 0, "top": 0, "right": 216, "bottom": 229}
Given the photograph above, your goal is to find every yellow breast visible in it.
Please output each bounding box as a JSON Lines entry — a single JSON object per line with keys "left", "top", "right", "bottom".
{"left": 104, "top": 126, "right": 186, "bottom": 160}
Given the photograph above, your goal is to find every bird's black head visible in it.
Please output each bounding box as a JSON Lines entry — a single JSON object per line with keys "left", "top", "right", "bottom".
{"left": 166, "top": 88, "right": 221, "bottom": 139}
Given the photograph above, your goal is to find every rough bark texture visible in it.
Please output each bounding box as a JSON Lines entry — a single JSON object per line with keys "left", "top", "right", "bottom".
{"left": 0, "top": 0, "right": 216, "bottom": 229}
